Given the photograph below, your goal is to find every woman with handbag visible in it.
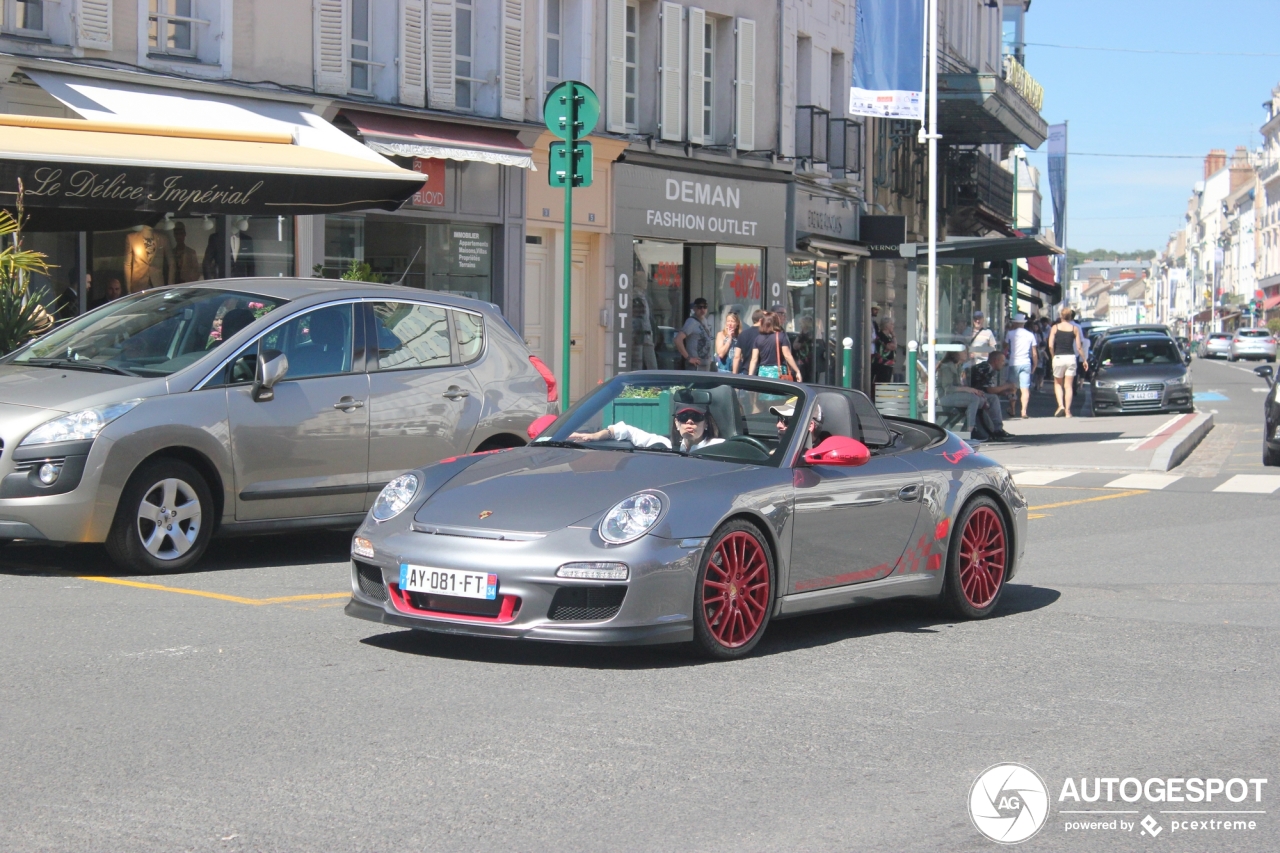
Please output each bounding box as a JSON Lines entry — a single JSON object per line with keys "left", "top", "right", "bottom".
{"left": 748, "top": 313, "right": 803, "bottom": 382}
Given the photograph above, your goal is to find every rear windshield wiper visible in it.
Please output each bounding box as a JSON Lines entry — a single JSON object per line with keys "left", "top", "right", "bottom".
{"left": 23, "top": 358, "right": 137, "bottom": 377}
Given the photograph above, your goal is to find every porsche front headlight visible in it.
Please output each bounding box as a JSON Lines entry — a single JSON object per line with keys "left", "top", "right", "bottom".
{"left": 599, "top": 492, "right": 665, "bottom": 544}
{"left": 371, "top": 473, "right": 419, "bottom": 522}
{"left": 20, "top": 399, "right": 142, "bottom": 447}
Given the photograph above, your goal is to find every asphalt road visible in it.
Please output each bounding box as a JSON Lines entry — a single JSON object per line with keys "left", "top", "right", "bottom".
{"left": 1, "top": 442, "right": 1277, "bottom": 851}
{"left": 1176, "top": 355, "right": 1274, "bottom": 476}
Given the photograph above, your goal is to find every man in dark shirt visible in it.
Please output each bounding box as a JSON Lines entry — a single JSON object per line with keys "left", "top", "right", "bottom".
{"left": 732, "top": 308, "right": 764, "bottom": 374}
{"left": 970, "top": 351, "right": 1015, "bottom": 439}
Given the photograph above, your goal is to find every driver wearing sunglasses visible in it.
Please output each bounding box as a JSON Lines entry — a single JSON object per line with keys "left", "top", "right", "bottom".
{"left": 569, "top": 403, "right": 726, "bottom": 453}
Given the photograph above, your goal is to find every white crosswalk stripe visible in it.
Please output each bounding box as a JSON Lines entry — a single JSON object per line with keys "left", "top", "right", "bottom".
{"left": 1104, "top": 473, "right": 1183, "bottom": 490}
{"left": 1013, "top": 470, "right": 1079, "bottom": 485}
{"left": 1212, "top": 475, "right": 1280, "bottom": 494}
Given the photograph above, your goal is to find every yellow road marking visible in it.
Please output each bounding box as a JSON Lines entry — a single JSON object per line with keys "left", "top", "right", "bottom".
{"left": 78, "top": 576, "right": 348, "bottom": 606}
{"left": 1027, "top": 489, "right": 1146, "bottom": 512}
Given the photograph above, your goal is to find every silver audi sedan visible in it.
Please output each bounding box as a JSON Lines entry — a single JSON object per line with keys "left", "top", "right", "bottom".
{"left": 0, "top": 280, "right": 553, "bottom": 573}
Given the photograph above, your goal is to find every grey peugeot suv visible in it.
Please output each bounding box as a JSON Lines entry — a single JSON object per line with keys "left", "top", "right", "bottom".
{"left": 0, "top": 280, "right": 555, "bottom": 573}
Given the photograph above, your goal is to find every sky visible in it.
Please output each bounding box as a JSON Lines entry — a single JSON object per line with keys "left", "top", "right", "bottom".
{"left": 1020, "top": 0, "right": 1280, "bottom": 254}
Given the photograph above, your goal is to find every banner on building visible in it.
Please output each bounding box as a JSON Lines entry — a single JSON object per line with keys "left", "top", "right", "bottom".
{"left": 850, "top": 0, "right": 924, "bottom": 120}
{"left": 1047, "top": 123, "right": 1067, "bottom": 282}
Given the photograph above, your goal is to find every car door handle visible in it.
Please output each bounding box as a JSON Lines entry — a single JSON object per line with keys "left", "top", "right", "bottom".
{"left": 898, "top": 484, "right": 922, "bottom": 502}
{"left": 333, "top": 397, "right": 365, "bottom": 411}
{"left": 829, "top": 496, "right": 889, "bottom": 508}
{"left": 442, "top": 387, "right": 471, "bottom": 400}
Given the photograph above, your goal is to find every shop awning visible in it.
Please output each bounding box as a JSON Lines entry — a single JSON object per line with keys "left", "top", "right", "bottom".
{"left": 1264, "top": 294, "right": 1280, "bottom": 311}
{"left": 1016, "top": 263, "right": 1062, "bottom": 302}
{"left": 797, "top": 237, "right": 870, "bottom": 258}
{"left": 899, "top": 234, "right": 1062, "bottom": 262}
{"left": 339, "top": 110, "right": 536, "bottom": 170}
{"left": 2, "top": 72, "right": 426, "bottom": 222}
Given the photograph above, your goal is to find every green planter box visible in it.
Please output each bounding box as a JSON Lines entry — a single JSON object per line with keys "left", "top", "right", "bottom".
{"left": 602, "top": 391, "right": 671, "bottom": 436}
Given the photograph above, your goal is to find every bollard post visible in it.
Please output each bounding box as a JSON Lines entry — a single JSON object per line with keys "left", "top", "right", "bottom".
{"left": 908, "top": 340, "right": 919, "bottom": 420}
{"left": 842, "top": 337, "right": 854, "bottom": 388}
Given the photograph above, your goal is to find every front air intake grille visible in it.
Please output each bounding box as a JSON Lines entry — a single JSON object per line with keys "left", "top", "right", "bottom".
{"left": 1118, "top": 382, "right": 1165, "bottom": 394}
{"left": 406, "top": 591, "right": 507, "bottom": 618}
{"left": 354, "top": 561, "right": 389, "bottom": 602}
{"left": 548, "top": 586, "right": 627, "bottom": 621}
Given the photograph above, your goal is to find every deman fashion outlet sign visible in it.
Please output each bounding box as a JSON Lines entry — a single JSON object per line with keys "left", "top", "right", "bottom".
{"left": 613, "top": 163, "right": 786, "bottom": 246}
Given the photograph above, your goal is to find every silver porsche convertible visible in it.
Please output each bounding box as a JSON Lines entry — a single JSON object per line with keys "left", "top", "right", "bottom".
{"left": 345, "top": 372, "right": 1028, "bottom": 659}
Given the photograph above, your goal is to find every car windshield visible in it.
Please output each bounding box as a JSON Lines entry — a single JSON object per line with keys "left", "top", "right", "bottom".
{"left": 10, "top": 288, "right": 285, "bottom": 377}
{"left": 533, "top": 374, "right": 806, "bottom": 467}
{"left": 1238, "top": 329, "right": 1271, "bottom": 338}
{"left": 1098, "top": 339, "right": 1182, "bottom": 366}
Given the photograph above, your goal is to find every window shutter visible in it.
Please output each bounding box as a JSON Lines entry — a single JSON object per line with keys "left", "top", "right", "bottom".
{"left": 779, "top": 6, "right": 796, "bottom": 157}
{"left": 500, "top": 0, "right": 524, "bottom": 120}
{"left": 400, "top": 0, "right": 428, "bottom": 106}
{"left": 686, "top": 7, "right": 705, "bottom": 144}
{"left": 427, "top": 0, "right": 456, "bottom": 110}
{"left": 314, "top": 0, "right": 349, "bottom": 95}
{"left": 605, "top": 0, "right": 626, "bottom": 132}
{"left": 659, "top": 2, "right": 682, "bottom": 141}
{"left": 734, "top": 17, "right": 755, "bottom": 151}
{"left": 73, "top": 0, "right": 113, "bottom": 50}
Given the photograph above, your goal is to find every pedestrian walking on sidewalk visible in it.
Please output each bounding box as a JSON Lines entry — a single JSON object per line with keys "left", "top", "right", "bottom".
{"left": 1051, "top": 308, "right": 1086, "bottom": 418}
{"left": 1005, "top": 314, "right": 1038, "bottom": 418}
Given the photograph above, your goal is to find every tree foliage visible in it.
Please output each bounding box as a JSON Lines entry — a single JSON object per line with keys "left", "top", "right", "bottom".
{"left": 0, "top": 196, "right": 55, "bottom": 355}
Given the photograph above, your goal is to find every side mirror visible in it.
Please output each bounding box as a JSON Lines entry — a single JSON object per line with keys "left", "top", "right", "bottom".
{"left": 803, "top": 436, "right": 871, "bottom": 467}
{"left": 1255, "top": 364, "right": 1275, "bottom": 383}
{"left": 526, "top": 413, "right": 558, "bottom": 440}
{"left": 252, "top": 351, "right": 289, "bottom": 402}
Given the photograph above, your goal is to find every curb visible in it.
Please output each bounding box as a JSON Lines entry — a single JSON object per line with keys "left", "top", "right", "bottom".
{"left": 1149, "top": 412, "right": 1214, "bottom": 471}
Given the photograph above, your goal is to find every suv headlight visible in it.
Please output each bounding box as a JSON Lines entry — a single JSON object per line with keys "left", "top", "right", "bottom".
{"left": 1166, "top": 375, "right": 1188, "bottom": 386}
{"left": 371, "top": 473, "right": 419, "bottom": 522}
{"left": 599, "top": 491, "right": 665, "bottom": 544}
{"left": 20, "top": 399, "right": 142, "bottom": 447}
{"left": 1095, "top": 379, "right": 1114, "bottom": 389}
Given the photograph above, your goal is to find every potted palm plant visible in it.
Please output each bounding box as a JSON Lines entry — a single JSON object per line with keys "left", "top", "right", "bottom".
{"left": 0, "top": 190, "right": 55, "bottom": 355}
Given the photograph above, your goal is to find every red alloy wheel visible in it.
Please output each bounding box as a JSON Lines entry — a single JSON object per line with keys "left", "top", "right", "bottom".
{"left": 701, "top": 530, "right": 771, "bottom": 649}
{"left": 958, "top": 506, "right": 1007, "bottom": 608}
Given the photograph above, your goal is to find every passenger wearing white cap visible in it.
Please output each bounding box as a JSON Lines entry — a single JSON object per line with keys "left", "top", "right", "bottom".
{"left": 1004, "top": 313, "right": 1038, "bottom": 418}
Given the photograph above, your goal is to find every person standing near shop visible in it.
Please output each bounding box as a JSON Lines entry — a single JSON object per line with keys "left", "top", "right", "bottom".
{"left": 1005, "top": 314, "right": 1038, "bottom": 418}
{"left": 966, "top": 310, "right": 997, "bottom": 363}
{"left": 872, "top": 319, "right": 896, "bottom": 385}
{"left": 749, "top": 313, "right": 802, "bottom": 381}
{"left": 675, "top": 298, "right": 714, "bottom": 371}
{"left": 714, "top": 312, "right": 741, "bottom": 373}
{"left": 732, "top": 309, "right": 764, "bottom": 373}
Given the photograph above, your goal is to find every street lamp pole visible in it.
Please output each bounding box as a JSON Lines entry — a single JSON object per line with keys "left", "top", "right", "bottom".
{"left": 925, "top": 0, "right": 939, "bottom": 423}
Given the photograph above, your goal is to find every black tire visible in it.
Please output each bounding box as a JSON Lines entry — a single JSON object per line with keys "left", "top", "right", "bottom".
{"left": 106, "top": 458, "right": 214, "bottom": 574}
{"left": 691, "top": 520, "right": 776, "bottom": 660}
{"left": 1264, "top": 443, "right": 1280, "bottom": 467}
{"left": 1229, "top": 354, "right": 1238, "bottom": 362}
{"left": 941, "top": 497, "right": 1010, "bottom": 620}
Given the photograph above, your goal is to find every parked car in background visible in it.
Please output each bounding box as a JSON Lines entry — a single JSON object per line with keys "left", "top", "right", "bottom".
{"left": 1200, "top": 333, "right": 1234, "bottom": 359}
{"left": 1090, "top": 333, "right": 1194, "bottom": 415}
{"left": 1255, "top": 365, "right": 1280, "bottom": 466}
{"left": 1228, "top": 328, "right": 1277, "bottom": 363}
{"left": 0, "top": 281, "right": 553, "bottom": 573}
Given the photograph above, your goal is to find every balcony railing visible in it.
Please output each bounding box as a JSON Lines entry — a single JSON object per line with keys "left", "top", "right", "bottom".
{"left": 945, "top": 150, "right": 1014, "bottom": 222}
{"left": 1002, "top": 55, "right": 1044, "bottom": 113}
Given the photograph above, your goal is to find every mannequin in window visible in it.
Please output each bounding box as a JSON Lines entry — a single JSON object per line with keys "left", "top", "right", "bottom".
{"left": 171, "top": 222, "right": 202, "bottom": 283}
{"left": 202, "top": 218, "right": 256, "bottom": 279}
{"left": 124, "top": 225, "right": 172, "bottom": 293}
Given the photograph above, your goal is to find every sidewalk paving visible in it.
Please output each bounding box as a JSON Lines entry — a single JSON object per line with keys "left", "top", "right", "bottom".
{"left": 969, "top": 382, "right": 1213, "bottom": 472}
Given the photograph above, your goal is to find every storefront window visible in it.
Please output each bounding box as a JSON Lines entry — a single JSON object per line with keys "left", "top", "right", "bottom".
{"left": 324, "top": 216, "right": 493, "bottom": 302}
{"left": 23, "top": 231, "right": 79, "bottom": 320}
{"left": 936, "top": 263, "right": 974, "bottom": 347}
{"left": 715, "top": 245, "right": 762, "bottom": 340}
{"left": 629, "top": 240, "right": 684, "bottom": 370}
{"left": 785, "top": 257, "right": 841, "bottom": 385}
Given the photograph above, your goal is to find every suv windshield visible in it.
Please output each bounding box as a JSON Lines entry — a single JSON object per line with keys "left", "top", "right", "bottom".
{"left": 1098, "top": 338, "right": 1182, "bottom": 367}
{"left": 11, "top": 289, "right": 285, "bottom": 378}
{"left": 533, "top": 375, "right": 805, "bottom": 467}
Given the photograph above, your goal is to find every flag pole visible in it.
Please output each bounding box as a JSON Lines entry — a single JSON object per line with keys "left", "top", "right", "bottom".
{"left": 926, "top": 0, "right": 939, "bottom": 423}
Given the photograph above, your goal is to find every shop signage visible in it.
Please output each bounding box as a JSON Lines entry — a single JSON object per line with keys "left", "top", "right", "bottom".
{"left": 2, "top": 161, "right": 419, "bottom": 215}
{"left": 860, "top": 215, "right": 907, "bottom": 258}
{"left": 613, "top": 163, "right": 786, "bottom": 246}
{"left": 410, "top": 158, "right": 447, "bottom": 208}
{"left": 789, "top": 186, "right": 859, "bottom": 249}
{"left": 451, "top": 228, "right": 490, "bottom": 273}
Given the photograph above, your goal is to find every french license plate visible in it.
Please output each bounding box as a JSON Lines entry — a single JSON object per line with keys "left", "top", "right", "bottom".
{"left": 399, "top": 564, "right": 497, "bottom": 600}
{"left": 1123, "top": 391, "right": 1160, "bottom": 401}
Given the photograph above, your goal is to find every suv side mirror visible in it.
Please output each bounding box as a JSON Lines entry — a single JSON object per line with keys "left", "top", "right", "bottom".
{"left": 252, "top": 351, "right": 289, "bottom": 402}
{"left": 1255, "top": 364, "right": 1275, "bottom": 384}
{"left": 803, "top": 436, "right": 871, "bottom": 467}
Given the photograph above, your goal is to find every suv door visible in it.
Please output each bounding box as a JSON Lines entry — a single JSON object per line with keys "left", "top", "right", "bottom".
{"left": 225, "top": 302, "right": 370, "bottom": 521}
{"left": 365, "top": 300, "right": 482, "bottom": 503}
